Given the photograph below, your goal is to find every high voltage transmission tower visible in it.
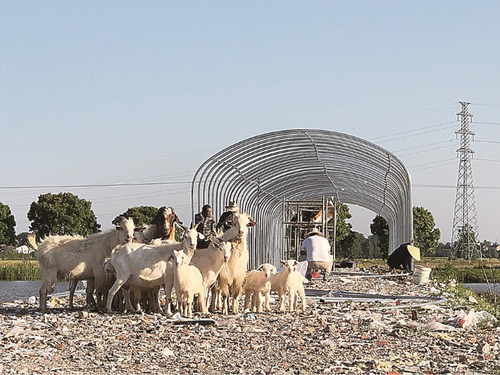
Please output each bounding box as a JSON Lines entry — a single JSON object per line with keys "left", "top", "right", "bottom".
{"left": 451, "top": 101, "right": 480, "bottom": 260}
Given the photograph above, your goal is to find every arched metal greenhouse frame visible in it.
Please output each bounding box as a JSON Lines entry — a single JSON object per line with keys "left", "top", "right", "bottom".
{"left": 191, "top": 129, "right": 413, "bottom": 269}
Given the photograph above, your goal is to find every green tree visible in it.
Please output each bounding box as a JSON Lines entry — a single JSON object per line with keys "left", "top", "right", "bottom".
{"left": 28, "top": 192, "right": 101, "bottom": 239}
{"left": 370, "top": 215, "right": 389, "bottom": 259}
{"left": 436, "top": 242, "right": 453, "bottom": 258}
{"left": 362, "top": 235, "right": 381, "bottom": 259}
{"left": 453, "top": 224, "right": 478, "bottom": 260}
{"left": 338, "top": 231, "right": 365, "bottom": 259}
{"left": 112, "top": 206, "right": 158, "bottom": 227}
{"left": 480, "top": 240, "right": 497, "bottom": 258}
{"left": 329, "top": 203, "right": 353, "bottom": 243}
{"left": 0, "top": 202, "right": 16, "bottom": 245}
{"left": 412, "top": 206, "right": 441, "bottom": 256}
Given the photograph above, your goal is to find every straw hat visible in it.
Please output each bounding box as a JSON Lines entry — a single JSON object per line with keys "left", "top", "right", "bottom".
{"left": 306, "top": 228, "right": 324, "bottom": 238}
{"left": 226, "top": 201, "right": 240, "bottom": 213}
{"left": 407, "top": 245, "right": 421, "bottom": 261}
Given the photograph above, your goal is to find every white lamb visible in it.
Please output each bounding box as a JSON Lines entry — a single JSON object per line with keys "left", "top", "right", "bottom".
{"left": 270, "top": 260, "right": 307, "bottom": 313}
{"left": 164, "top": 237, "right": 231, "bottom": 315}
{"left": 171, "top": 250, "right": 207, "bottom": 318}
{"left": 244, "top": 263, "right": 277, "bottom": 313}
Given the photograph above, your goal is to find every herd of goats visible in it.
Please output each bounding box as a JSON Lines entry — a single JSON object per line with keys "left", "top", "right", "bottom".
{"left": 26, "top": 207, "right": 308, "bottom": 317}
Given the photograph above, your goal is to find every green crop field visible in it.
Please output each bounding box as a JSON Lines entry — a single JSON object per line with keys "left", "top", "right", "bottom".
{"left": 0, "top": 260, "right": 41, "bottom": 281}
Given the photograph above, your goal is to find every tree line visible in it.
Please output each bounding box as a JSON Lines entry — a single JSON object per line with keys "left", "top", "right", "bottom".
{"left": 0, "top": 193, "right": 158, "bottom": 246}
{"left": 0, "top": 192, "right": 496, "bottom": 259}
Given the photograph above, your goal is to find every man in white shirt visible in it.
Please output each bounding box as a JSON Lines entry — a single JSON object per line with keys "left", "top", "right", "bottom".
{"left": 300, "top": 228, "right": 332, "bottom": 280}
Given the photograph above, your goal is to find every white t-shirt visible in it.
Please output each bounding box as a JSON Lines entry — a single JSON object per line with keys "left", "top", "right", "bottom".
{"left": 301, "top": 235, "right": 331, "bottom": 262}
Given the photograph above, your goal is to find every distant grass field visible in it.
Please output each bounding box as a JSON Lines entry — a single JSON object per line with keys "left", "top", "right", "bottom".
{"left": 1, "top": 257, "right": 500, "bottom": 282}
{"left": 357, "top": 257, "right": 500, "bottom": 268}
{"left": 0, "top": 260, "right": 38, "bottom": 266}
{"left": 0, "top": 260, "right": 40, "bottom": 281}
{"left": 357, "top": 257, "right": 500, "bottom": 283}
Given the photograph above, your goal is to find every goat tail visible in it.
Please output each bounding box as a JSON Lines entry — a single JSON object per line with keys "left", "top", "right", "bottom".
{"left": 27, "top": 233, "right": 38, "bottom": 250}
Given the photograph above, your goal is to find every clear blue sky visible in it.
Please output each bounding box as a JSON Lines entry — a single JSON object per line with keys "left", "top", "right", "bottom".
{"left": 1, "top": 1, "right": 499, "bottom": 243}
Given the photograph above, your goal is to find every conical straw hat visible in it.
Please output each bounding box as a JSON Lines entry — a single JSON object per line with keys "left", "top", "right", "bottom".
{"left": 407, "top": 245, "right": 421, "bottom": 261}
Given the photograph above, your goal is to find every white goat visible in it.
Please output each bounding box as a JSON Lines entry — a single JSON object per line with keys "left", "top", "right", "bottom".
{"left": 190, "top": 238, "right": 232, "bottom": 292}
{"left": 171, "top": 250, "right": 207, "bottom": 318}
{"left": 244, "top": 263, "right": 277, "bottom": 313}
{"left": 27, "top": 217, "right": 135, "bottom": 312}
{"left": 270, "top": 260, "right": 307, "bottom": 313}
{"left": 215, "top": 213, "right": 256, "bottom": 315}
{"left": 30, "top": 235, "right": 86, "bottom": 309}
{"left": 106, "top": 226, "right": 201, "bottom": 313}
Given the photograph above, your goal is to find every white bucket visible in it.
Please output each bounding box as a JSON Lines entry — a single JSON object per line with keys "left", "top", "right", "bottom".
{"left": 413, "top": 266, "right": 432, "bottom": 284}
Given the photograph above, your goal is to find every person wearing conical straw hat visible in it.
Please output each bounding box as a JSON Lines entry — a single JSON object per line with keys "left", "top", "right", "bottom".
{"left": 300, "top": 228, "right": 332, "bottom": 280}
{"left": 216, "top": 201, "right": 240, "bottom": 233}
{"left": 387, "top": 240, "right": 421, "bottom": 272}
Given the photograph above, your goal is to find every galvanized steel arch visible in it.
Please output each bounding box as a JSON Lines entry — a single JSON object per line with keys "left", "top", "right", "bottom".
{"left": 191, "top": 129, "right": 413, "bottom": 268}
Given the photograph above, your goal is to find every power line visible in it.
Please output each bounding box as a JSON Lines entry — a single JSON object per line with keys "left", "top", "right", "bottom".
{"left": 337, "top": 103, "right": 457, "bottom": 131}
{"left": 391, "top": 139, "right": 455, "bottom": 154}
{"left": 397, "top": 143, "right": 456, "bottom": 157}
{"left": 0, "top": 181, "right": 191, "bottom": 196}
{"left": 471, "top": 103, "right": 500, "bottom": 107}
{"left": 97, "top": 203, "right": 193, "bottom": 218}
{"left": 92, "top": 190, "right": 189, "bottom": 204}
{"left": 0, "top": 181, "right": 192, "bottom": 190}
{"left": 414, "top": 184, "right": 500, "bottom": 190}
{"left": 475, "top": 121, "right": 500, "bottom": 126}
{"left": 408, "top": 157, "right": 457, "bottom": 169}
{"left": 473, "top": 140, "right": 500, "bottom": 144}
{"left": 372, "top": 122, "right": 458, "bottom": 144}
{"left": 475, "top": 158, "right": 500, "bottom": 163}
{"left": 371, "top": 121, "right": 457, "bottom": 141}
{"left": 410, "top": 160, "right": 457, "bottom": 172}
{"left": 104, "top": 171, "right": 195, "bottom": 185}
{"left": 7, "top": 189, "right": 190, "bottom": 210}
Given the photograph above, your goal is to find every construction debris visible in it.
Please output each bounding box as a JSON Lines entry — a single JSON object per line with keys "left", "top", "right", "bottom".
{"left": 0, "top": 268, "right": 498, "bottom": 374}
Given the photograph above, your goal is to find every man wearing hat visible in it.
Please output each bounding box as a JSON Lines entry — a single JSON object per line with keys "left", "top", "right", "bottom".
{"left": 300, "top": 228, "right": 332, "bottom": 280}
{"left": 387, "top": 240, "right": 420, "bottom": 272}
{"left": 193, "top": 204, "right": 217, "bottom": 249}
{"left": 216, "top": 201, "right": 240, "bottom": 233}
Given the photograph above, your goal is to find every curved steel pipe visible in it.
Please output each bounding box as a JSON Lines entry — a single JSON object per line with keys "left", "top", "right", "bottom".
{"left": 191, "top": 129, "right": 413, "bottom": 268}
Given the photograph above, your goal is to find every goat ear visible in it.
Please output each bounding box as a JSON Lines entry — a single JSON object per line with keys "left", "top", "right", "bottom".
{"left": 247, "top": 220, "right": 257, "bottom": 227}
{"left": 134, "top": 227, "right": 144, "bottom": 232}
{"left": 280, "top": 260, "right": 286, "bottom": 266}
{"left": 197, "top": 233, "right": 205, "bottom": 240}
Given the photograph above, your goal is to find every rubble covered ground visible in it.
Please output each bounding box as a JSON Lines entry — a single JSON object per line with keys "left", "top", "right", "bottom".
{"left": 0, "top": 267, "right": 499, "bottom": 375}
